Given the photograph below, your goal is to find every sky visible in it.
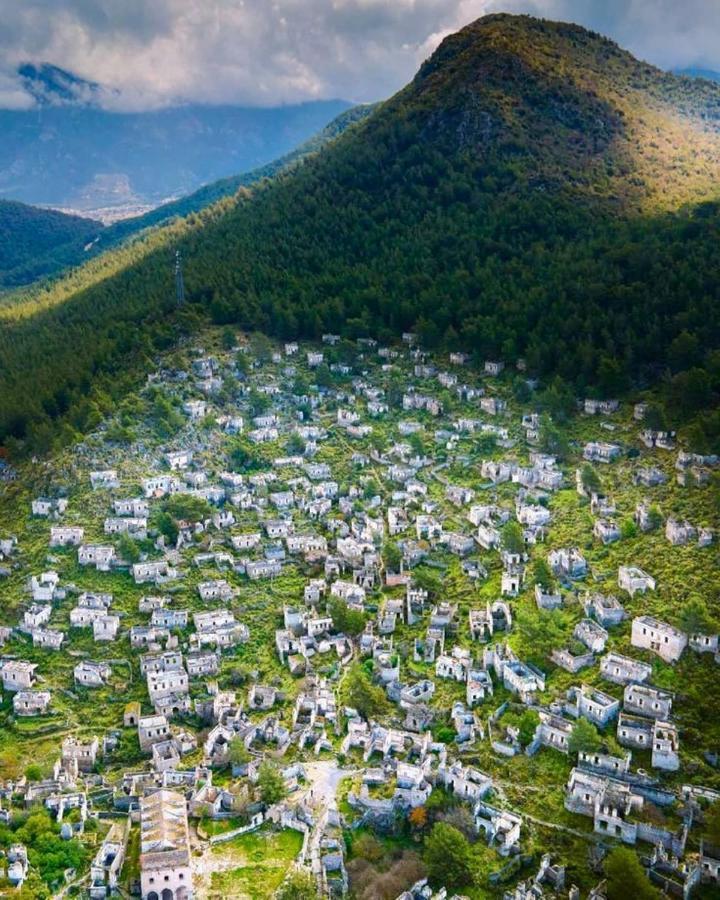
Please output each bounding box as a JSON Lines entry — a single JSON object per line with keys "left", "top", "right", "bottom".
{"left": 0, "top": 0, "right": 719, "bottom": 111}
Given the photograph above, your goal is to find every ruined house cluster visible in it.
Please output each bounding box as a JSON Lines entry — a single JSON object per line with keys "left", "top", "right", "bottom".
{"left": 0, "top": 333, "right": 716, "bottom": 898}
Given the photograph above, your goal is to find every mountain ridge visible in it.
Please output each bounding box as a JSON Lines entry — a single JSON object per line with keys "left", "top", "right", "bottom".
{"left": 675, "top": 67, "right": 720, "bottom": 83}
{"left": 17, "top": 62, "right": 105, "bottom": 107}
{"left": 0, "top": 200, "right": 102, "bottom": 289}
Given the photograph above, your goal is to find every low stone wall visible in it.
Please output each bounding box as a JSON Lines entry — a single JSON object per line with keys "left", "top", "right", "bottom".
{"left": 209, "top": 812, "right": 265, "bottom": 845}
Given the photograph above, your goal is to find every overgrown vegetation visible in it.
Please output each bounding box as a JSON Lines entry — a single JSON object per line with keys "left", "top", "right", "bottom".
{"left": 0, "top": 810, "right": 87, "bottom": 890}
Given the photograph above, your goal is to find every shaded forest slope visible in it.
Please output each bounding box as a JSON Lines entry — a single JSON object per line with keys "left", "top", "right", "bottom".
{"left": 0, "top": 201, "right": 101, "bottom": 288}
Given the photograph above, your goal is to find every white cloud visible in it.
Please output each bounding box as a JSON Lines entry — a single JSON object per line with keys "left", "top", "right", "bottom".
{"left": 0, "top": 0, "right": 718, "bottom": 111}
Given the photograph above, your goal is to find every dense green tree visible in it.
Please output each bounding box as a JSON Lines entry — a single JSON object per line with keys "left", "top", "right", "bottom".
{"left": 117, "top": 532, "right": 141, "bottom": 563}
{"left": 293, "top": 374, "right": 310, "bottom": 395}
{"left": 679, "top": 595, "right": 715, "bottom": 636}
{"left": 539, "top": 416, "right": 570, "bottom": 460}
{"left": 501, "top": 521, "right": 525, "bottom": 555}
{"left": 221, "top": 327, "right": 237, "bottom": 349}
{"left": 328, "top": 598, "right": 366, "bottom": 636}
{"left": 703, "top": 802, "right": 720, "bottom": 847}
{"left": 286, "top": 432, "right": 306, "bottom": 455}
{"left": 383, "top": 541, "right": 402, "bottom": 572}
{"left": 517, "top": 611, "right": 565, "bottom": 666}
{"left": 250, "top": 332, "right": 273, "bottom": 363}
{"left": 437, "top": 805, "right": 476, "bottom": 841}
{"left": 424, "top": 823, "right": 474, "bottom": 891}
{"left": 538, "top": 380, "right": 576, "bottom": 424}
{"left": 605, "top": 847, "right": 658, "bottom": 900}
{"left": 568, "top": 718, "right": 602, "bottom": 755}
{"left": 668, "top": 368, "right": 714, "bottom": 418}
{"left": 235, "top": 350, "right": 250, "bottom": 375}
{"left": 597, "top": 356, "right": 627, "bottom": 395}
{"left": 229, "top": 438, "right": 263, "bottom": 472}
{"left": 409, "top": 432, "right": 426, "bottom": 456}
{"left": 104, "top": 421, "right": 136, "bottom": 444}
{"left": 163, "top": 493, "right": 212, "bottom": 523}
{"left": 0, "top": 199, "right": 101, "bottom": 289}
{"left": 342, "top": 663, "right": 391, "bottom": 719}
{"left": 249, "top": 388, "right": 271, "bottom": 416}
{"left": 353, "top": 834, "right": 385, "bottom": 863}
{"left": 411, "top": 570, "right": 442, "bottom": 599}
{"left": 580, "top": 464, "right": 602, "bottom": 495}
{"left": 228, "top": 737, "right": 251, "bottom": 767}
{"left": 0, "top": 811, "right": 88, "bottom": 888}
{"left": 643, "top": 404, "right": 667, "bottom": 432}
{"left": 645, "top": 505, "right": 663, "bottom": 531}
{"left": 362, "top": 478, "right": 381, "bottom": 500}
{"left": 533, "top": 558, "right": 554, "bottom": 590}
{"left": 257, "top": 761, "right": 287, "bottom": 805}
{"left": 669, "top": 331, "right": 701, "bottom": 372}
{"left": 149, "top": 392, "right": 184, "bottom": 438}
{"left": 517, "top": 710, "right": 540, "bottom": 747}
{"left": 155, "top": 512, "right": 179, "bottom": 546}
{"left": 435, "top": 726, "right": 457, "bottom": 744}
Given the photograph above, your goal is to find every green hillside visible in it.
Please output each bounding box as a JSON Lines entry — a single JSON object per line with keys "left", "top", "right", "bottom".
{"left": 1, "top": 14, "right": 720, "bottom": 455}
{"left": 0, "top": 200, "right": 102, "bottom": 288}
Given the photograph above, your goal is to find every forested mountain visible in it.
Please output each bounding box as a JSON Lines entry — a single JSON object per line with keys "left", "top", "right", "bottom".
{"left": 0, "top": 62, "right": 349, "bottom": 211}
{"left": 0, "top": 104, "right": 375, "bottom": 290}
{"left": 0, "top": 200, "right": 101, "bottom": 288}
{"left": 1, "top": 14, "right": 720, "bottom": 455}
{"left": 93, "top": 104, "right": 377, "bottom": 251}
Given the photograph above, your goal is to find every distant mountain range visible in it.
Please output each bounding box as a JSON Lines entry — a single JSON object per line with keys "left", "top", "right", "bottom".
{"left": 675, "top": 67, "right": 720, "bottom": 82}
{"left": 0, "top": 62, "right": 350, "bottom": 213}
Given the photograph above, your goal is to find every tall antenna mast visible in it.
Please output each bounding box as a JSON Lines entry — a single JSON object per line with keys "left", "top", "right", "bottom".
{"left": 174, "top": 249, "right": 185, "bottom": 306}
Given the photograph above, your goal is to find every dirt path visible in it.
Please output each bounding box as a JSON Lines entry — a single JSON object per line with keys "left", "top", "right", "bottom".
{"left": 298, "top": 759, "right": 355, "bottom": 809}
{"left": 190, "top": 761, "right": 356, "bottom": 898}
{"left": 522, "top": 812, "right": 601, "bottom": 842}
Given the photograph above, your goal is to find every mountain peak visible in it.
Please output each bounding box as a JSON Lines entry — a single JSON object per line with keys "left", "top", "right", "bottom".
{"left": 389, "top": 13, "right": 720, "bottom": 212}
{"left": 17, "top": 62, "right": 102, "bottom": 107}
